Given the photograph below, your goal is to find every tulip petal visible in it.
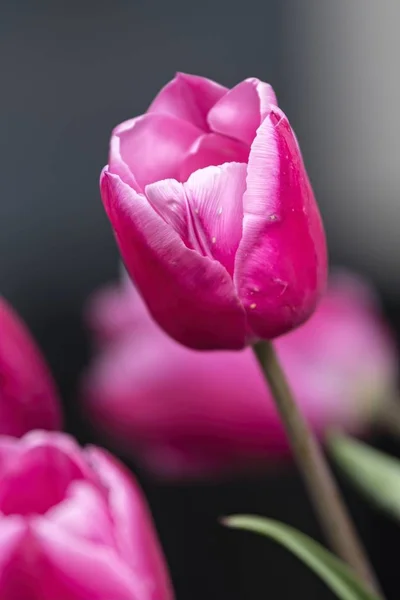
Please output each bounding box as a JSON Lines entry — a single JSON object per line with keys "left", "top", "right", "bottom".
{"left": 0, "top": 517, "right": 26, "bottom": 572}
{"left": 0, "top": 448, "right": 84, "bottom": 517}
{"left": 115, "top": 113, "right": 202, "bottom": 190}
{"left": 86, "top": 447, "right": 174, "bottom": 600}
{"left": 207, "top": 78, "right": 277, "bottom": 146}
{"left": 0, "top": 298, "right": 62, "bottom": 437}
{"left": 0, "top": 432, "right": 94, "bottom": 516}
{"left": 179, "top": 133, "right": 249, "bottom": 182}
{"left": 183, "top": 162, "right": 247, "bottom": 275}
{"left": 143, "top": 178, "right": 190, "bottom": 244}
{"left": 85, "top": 281, "right": 155, "bottom": 344}
{"left": 46, "top": 481, "right": 117, "bottom": 549}
{"left": 148, "top": 72, "right": 227, "bottom": 130}
{"left": 108, "top": 124, "right": 142, "bottom": 191}
{"left": 235, "top": 108, "right": 327, "bottom": 339}
{"left": 0, "top": 438, "right": 22, "bottom": 478}
{"left": 101, "top": 169, "right": 246, "bottom": 349}
{"left": 145, "top": 163, "right": 247, "bottom": 276}
{"left": 83, "top": 333, "right": 288, "bottom": 478}
{"left": 0, "top": 518, "right": 32, "bottom": 598}
{"left": 31, "top": 520, "right": 148, "bottom": 600}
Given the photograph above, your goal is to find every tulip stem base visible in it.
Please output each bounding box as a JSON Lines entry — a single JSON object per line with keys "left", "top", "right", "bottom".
{"left": 253, "top": 340, "right": 382, "bottom": 597}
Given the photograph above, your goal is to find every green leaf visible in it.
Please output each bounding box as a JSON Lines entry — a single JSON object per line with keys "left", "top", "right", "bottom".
{"left": 223, "top": 515, "right": 379, "bottom": 600}
{"left": 329, "top": 433, "right": 400, "bottom": 521}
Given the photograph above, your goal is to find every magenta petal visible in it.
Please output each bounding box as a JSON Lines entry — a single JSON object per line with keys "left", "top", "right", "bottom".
{"left": 144, "top": 178, "right": 190, "bottom": 244}
{"left": 108, "top": 122, "right": 142, "bottom": 191}
{"left": 101, "top": 170, "right": 246, "bottom": 349}
{"left": 82, "top": 270, "right": 398, "bottom": 480}
{"left": 0, "top": 518, "right": 31, "bottom": 598}
{"left": 46, "top": 481, "right": 117, "bottom": 549}
{"left": 235, "top": 108, "right": 327, "bottom": 340}
{"left": 86, "top": 447, "right": 174, "bottom": 600}
{"left": 183, "top": 163, "right": 247, "bottom": 275}
{"left": 0, "top": 439, "right": 87, "bottom": 516}
{"left": 84, "top": 281, "right": 155, "bottom": 345}
{"left": 31, "top": 520, "right": 147, "bottom": 600}
{"left": 148, "top": 72, "right": 227, "bottom": 130}
{"left": 145, "top": 162, "right": 247, "bottom": 276}
{"left": 114, "top": 113, "right": 202, "bottom": 190}
{"left": 0, "top": 438, "right": 20, "bottom": 479}
{"left": 82, "top": 331, "right": 287, "bottom": 478}
{"left": 276, "top": 272, "right": 398, "bottom": 418}
{"left": 179, "top": 133, "right": 249, "bottom": 182}
{"left": 0, "top": 298, "right": 62, "bottom": 437}
{"left": 207, "top": 78, "right": 277, "bottom": 146}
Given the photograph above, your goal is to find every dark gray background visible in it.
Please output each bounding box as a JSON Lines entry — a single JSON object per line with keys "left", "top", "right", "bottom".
{"left": 1, "top": 1, "right": 399, "bottom": 598}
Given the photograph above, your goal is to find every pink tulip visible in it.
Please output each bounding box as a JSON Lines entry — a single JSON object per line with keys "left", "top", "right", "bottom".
{"left": 82, "top": 272, "right": 397, "bottom": 479}
{"left": 0, "top": 298, "right": 62, "bottom": 436}
{"left": 100, "top": 73, "right": 327, "bottom": 350}
{"left": 0, "top": 430, "right": 173, "bottom": 599}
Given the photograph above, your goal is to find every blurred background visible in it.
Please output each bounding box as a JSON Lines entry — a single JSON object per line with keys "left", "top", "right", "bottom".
{"left": 1, "top": 1, "right": 400, "bottom": 598}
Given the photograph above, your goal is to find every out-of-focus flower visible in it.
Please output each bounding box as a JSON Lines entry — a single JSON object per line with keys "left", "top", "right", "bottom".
{"left": 82, "top": 272, "right": 397, "bottom": 479}
{"left": 0, "top": 430, "right": 173, "bottom": 599}
{"left": 0, "top": 298, "right": 62, "bottom": 436}
{"left": 100, "top": 73, "right": 327, "bottom": 350}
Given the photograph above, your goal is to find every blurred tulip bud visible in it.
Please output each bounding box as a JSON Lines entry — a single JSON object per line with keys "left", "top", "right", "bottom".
{"left": 82, "top": 272, "right": 397, "bottom": 479}
{"left": 0, "top": 298, "right": 62, "bottom": 436}
{"left": 0, "top": 430, "right": 173, "bottom": 599}
{"left": 100, "top": 73, "right": 327, "bottom": 350}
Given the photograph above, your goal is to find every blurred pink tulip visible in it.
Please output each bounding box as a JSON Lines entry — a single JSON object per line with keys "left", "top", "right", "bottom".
{"left": 0, "top": 298, "right": 62, "bottom": 436}
{"left": 100, "top": 73, "right": 327, "bottom": 350}
{"left": 82, "top": 272, "right": 397, "bottom": 479}
{"left": 0, "top": 430, "right": 173, "bottom": 599}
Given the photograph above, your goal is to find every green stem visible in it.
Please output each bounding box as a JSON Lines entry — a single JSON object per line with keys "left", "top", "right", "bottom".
{"left": 254, "top": 340, "right": 382, "bottom": 597}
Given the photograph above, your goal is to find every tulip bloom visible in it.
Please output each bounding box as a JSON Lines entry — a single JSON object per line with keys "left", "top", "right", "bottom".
{"left": 101, "top": 73, "right": 327, "bottom": 350}
{"left": 82, "top": 273, "right": 397, "bottom": 479}
{"left": 0, "top": 431, "right": 173, "bottom": 599}
{"left": 0, "top": 298, "right": 62, "bottom": 436}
